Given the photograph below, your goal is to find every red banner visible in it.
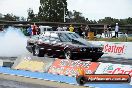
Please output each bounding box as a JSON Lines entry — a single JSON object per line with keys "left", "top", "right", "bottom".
{"left": 48, "top": 59, "right": 100, "bottom": 77}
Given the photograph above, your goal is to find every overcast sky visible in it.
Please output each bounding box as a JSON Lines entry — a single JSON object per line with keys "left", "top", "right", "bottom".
{"left": 0, "top": 0, "right": 132, "bottom": 21}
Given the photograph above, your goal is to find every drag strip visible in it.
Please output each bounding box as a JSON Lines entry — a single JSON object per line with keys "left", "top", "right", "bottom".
{"left": 0, "top": 73, "right": 86, "bottom": 88}
{"left": 98, "top": 57, "right": 132, "bottom": 65}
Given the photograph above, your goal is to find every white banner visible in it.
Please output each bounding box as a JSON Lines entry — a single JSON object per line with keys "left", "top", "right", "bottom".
{"left": 95, "top": 63, "right": 132, "bottom": 75}
{"left": 89, "top": 41, "right": 132, "bottom": 59}
{"left": 95, "top": 63, "right": 132, "bottom": 85}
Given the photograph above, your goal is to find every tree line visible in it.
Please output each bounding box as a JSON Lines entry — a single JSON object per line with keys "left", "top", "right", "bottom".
{"left": 0, "top": 0, "right": 132, "bottom": 25}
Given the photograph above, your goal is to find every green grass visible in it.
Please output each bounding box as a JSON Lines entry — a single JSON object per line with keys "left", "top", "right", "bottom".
{"left": 89, "top": 37, "right": 132, "bottom": 42}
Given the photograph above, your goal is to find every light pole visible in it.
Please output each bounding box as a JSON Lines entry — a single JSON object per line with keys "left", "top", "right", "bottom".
{"left": 59, "top": 0, "right": 66, "bottom": 22}
{"left": 63, "top": 5, "right": 66, "bottom": 22}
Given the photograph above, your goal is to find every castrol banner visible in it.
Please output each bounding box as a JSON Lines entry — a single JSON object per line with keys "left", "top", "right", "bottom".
{"left": 95, "top": 63, "right": 132, "bottom": 85}
{"left": 95, "top": 63, "right": 132, "bottom": 76}
{"left": 89, "top": 41, "right": 132, "bottom": 59}
{"left": 48, "top": 59, "right": 100, "bottom": 77}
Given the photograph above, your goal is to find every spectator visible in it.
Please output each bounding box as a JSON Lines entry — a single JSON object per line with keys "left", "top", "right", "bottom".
{"left": 62, "top": 25, "right": 67, "bottom": 31}
{"left": 115, "top": 23, "right": 119, "bottom": 38}
{"left": 78, "top": 25, "right": 83, "bottom": 37}
{"left": 31, "top": 23, "right": 37, "bottom": 35}
{"left": 69, "top": 24, "right": 74, "bottom": 32}
{"left": 0, "top": 26, "right": 4, "bottom": 31}
{"left": 108, "top": 25, "right": 112, "bottom": 38}
{"left": 104, "top": 25, "right": 108, "bottom": 38}
{"left": 21, "top": 27, "right": 27, "bottom": 36}
{"left": 37, "top": 27, "right": 40, "bottom": 35}
{"left": 57, "top": 25, "right": 63, "bottom": 31}
{"left": 85, "top": 25, "right": 90, "bottom": 38}
{"left": 27, "top": 26, "right": 32, "bottom": 36}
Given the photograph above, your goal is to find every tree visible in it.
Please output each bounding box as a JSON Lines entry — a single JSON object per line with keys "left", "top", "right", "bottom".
{"left": 38, "top": 0, "right": 68, "bottom": 22}
{"left": 72, "top": 10, "right": 85, "bottom": 23}
{"left": 3, "top": 13, "right": 19, "bottom": 21}
{"left": 66, "top": 10, "right": 85, "bottom": 23}
{"left": 98, "top": 17, "right": 120, "bottom": 25}
{"left": 20, "top": 16, "right": 26, "bottom": 21}
{"left": 27, "top": 8, "right": 35, "bottom": 21}
{"left": 127, "top": 17, "right": 132, "bottom": 24}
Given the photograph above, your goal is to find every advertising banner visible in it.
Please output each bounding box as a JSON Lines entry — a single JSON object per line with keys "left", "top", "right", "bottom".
{"left": 48, "top": 59, "right": 100, "bottom": 77}
{"left": 95, "top": 63, "right": 132, "bottom": 76}
{"left": 89, "top": 41, "right": 132, "bottom": 59}
{"left": 95, "top": 63, "right": 132, "bottom": 85}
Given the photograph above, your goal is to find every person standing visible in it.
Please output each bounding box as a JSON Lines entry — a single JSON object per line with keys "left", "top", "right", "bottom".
{"left": 115, "top": 23, "right": 119, "bottom": 38}
{"left": 108, "top": 25, "right": 112, "bottom": 38}
{"left": 104, "top": 24, "right": 108, "bottom": 38}
{"left": 78, "top": 25, "right": 83, "bottom": 37}
{"left": 62, "top": 25, "right": 67, "bottom": 31}
{"left": 57, "top": 25, "right": 63, "bottom": 31}
{"left": 85, "top": 25, "right": 90, "bottom": 38}
{"left": 37, "top": 27, "right": 40, "bottom": 35}
{"left": 27, "top": 26, "right": 32, "bottom": 36}
{"left": 69, "top": 24, "right": 74, "bottom": 32}
{"left": 31, "top": 23, "right": 37, "bottom": 35}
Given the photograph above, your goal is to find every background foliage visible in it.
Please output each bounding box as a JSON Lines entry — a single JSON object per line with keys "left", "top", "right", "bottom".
{"left": 0, "top": 0, "right": 132, "bottom": 24}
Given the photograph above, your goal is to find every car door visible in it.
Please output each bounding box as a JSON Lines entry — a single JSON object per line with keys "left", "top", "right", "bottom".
{"left": 51, "top": 33, "right": 66, "bottom": 56}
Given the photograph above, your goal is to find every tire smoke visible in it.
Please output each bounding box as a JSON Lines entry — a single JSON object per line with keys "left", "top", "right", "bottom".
{"left": 0, "top": 27, "right": 28, "bottom": 57}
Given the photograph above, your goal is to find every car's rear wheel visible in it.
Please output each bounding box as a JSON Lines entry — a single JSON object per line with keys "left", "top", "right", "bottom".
{"left": 34, "top": 46, "right": 44, "bottom": 57}
{"left": 32, "top": 45, "right": 36, "bottom": 56}
{"left": 64, "top": 49, "right": 73, "bottom": 60}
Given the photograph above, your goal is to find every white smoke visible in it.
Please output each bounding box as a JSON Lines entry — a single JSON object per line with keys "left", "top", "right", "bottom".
{"left": 0, "top": 27, "right": 28, "bottom": 57}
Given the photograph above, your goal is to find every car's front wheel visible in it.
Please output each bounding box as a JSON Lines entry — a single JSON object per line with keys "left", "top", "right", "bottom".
{"left": 91, "top": 58, "right": 99, "bottom": 62}
{"left": 34, "top": 46, "right": 44, "bottom": 57}
{"left": 64, "top": 49, "right": 73, "bottom": 60}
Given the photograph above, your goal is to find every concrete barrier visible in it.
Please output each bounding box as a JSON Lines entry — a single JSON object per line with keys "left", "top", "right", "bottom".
{"left": 13, "top": 59, "right": 45, "bottom": 72}
{"left": 0, "top": 59, "right": 14, "bottom": 67}
{"left": 0, "top": 60, "right": 3, "bottom": 66}
{"left": 12, "top": 55, "right": 54, "bottom": 73}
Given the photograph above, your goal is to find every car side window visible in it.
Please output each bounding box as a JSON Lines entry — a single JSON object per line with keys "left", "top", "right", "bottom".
{"left": 50, "top": 37, "right": 60, "bottom": 43}
{"left": 41, "top": 36, "right": 50, "bottom": 43}
{"left": 59, "top": 33, "right": 71, "bottom": 42}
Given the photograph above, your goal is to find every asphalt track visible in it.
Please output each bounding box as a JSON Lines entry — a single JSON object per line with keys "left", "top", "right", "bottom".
{"left": 0, "top": 74, "right": 86, "bottom": 88}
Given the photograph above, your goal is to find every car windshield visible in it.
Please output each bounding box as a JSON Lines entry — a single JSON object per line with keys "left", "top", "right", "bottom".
{"left": 59, "top": 33, "right": 71, "bottom": 42}
{"left": 58, "top": 32, "right": 81, "bottom": 42}
{"left": 66, "top": 33, "right": 80, "bottom": 39}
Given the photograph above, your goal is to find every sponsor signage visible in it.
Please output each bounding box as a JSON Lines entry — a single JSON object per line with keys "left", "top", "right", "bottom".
{"left": 89, "top": 41, "right": 132, "bottom": 59}
{"left": 95, "top": 63, "right": 132, "bottom": 85}
{"left": 103, "top": 44, "right": 125, "bottom": 54}
{"left": 95, "top": 63, "right": 132, "bottom": 77}
{"left": 48, "top": 59, "right": 100, "bottom": 77}
{"left": 76, "top": 74, "right": 130, "bottom": 85}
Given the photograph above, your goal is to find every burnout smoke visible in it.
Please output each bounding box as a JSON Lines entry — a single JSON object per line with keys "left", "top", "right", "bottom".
{"left": 0, "top": 27, "right": 28, "bottom": 57}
